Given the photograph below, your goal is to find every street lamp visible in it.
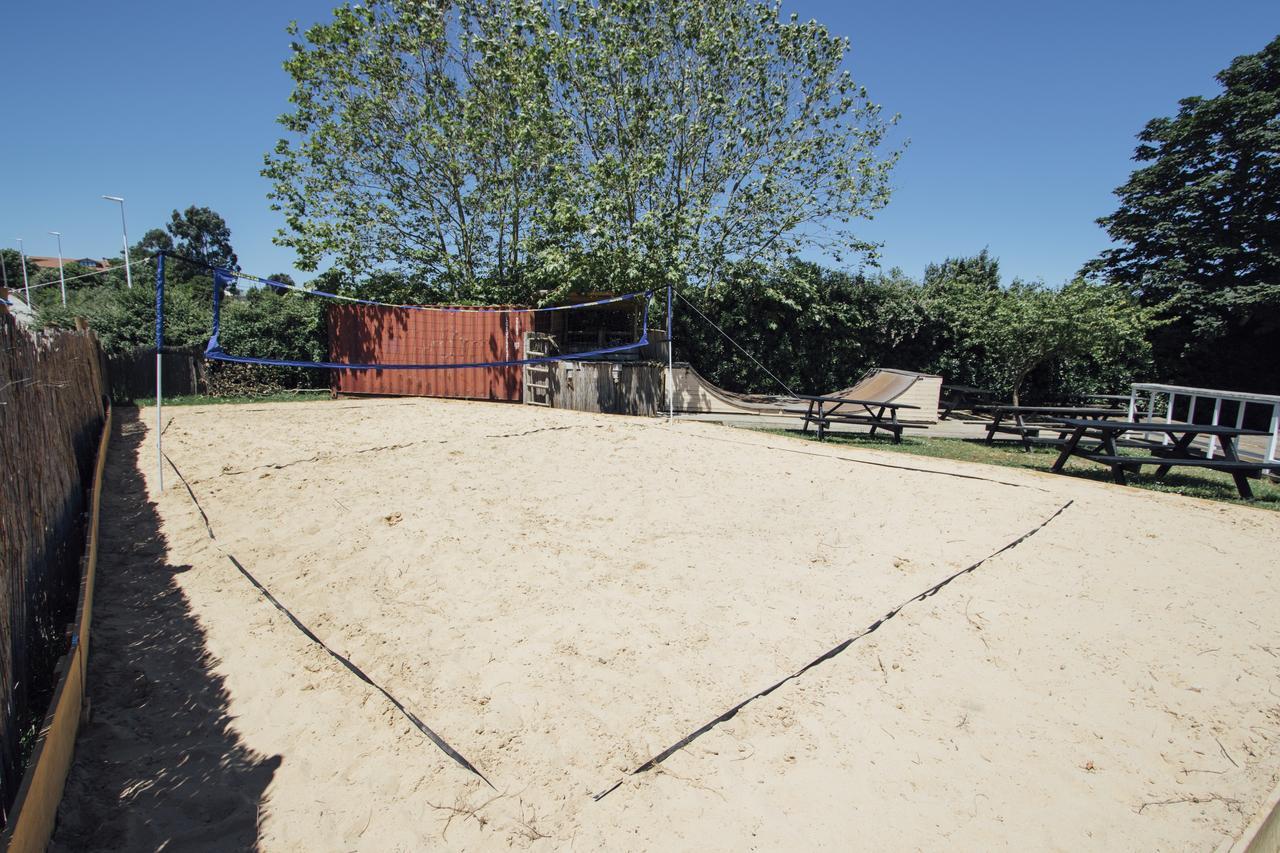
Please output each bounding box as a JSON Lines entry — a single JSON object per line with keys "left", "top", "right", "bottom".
{"left": 102, "top": 195, "right": 133, "bottom": 289}
{"left": 48, "top": 231, "right": 66, "bottom": 306}
{"left": 17, "top": 238, "right": 30, "bottom": 303}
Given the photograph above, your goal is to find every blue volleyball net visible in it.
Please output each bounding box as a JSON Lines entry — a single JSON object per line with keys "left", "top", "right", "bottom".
{"left": 162, "top": 258, "right": 652, "bottom": 371}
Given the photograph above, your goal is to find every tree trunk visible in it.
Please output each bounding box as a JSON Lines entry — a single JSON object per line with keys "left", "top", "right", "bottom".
{"left": 1010, "top": 364, "right": 1035, "bottom": 406}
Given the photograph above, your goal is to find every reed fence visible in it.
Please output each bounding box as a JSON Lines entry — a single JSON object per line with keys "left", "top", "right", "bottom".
{"left": 0, "top": 309, "right": 107, "bottom": 822}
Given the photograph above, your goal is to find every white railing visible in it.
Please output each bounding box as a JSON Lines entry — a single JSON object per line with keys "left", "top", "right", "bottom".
{"left": 1127, "top": 383, "right": 1280, "bottom": 468}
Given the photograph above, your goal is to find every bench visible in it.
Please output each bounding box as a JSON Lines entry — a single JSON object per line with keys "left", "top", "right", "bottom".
{"left": 1049, "top": 418, "right": 1273, "bottom": 499}
{"left": 974, "top": 405, "right": 1134, "bottom": 450}
{"left": 796, "top": 395, "right": 923, "bottom": 443}
{"left": 1075, "top": 455, "right": 1272, "bottom": 499}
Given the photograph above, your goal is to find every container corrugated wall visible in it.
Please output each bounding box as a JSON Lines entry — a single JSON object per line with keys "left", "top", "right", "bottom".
{"left": 328, "top": 304, "right": 533, "bottom": 401}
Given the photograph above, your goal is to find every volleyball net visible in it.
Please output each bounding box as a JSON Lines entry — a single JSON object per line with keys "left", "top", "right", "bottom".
{"left": 154, "top": 253, "right": 653, "bottom": 372}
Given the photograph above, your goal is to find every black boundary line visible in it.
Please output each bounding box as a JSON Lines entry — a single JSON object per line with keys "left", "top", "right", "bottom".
{"left": 161, "top": 450, "right": 495, "bottom": 789}
{"left": 593, "top": 499, "right": 1074, "bottom": 801}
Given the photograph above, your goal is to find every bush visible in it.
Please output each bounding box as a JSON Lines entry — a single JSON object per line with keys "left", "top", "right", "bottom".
{"left": 37, "top": 281, "right": 330, "bottom": 395}
{"left": 674, "top": 256, "right": 1158, "bottom": 403}
{"left": 213, "top": 288, "right": 328, "bottom": 390}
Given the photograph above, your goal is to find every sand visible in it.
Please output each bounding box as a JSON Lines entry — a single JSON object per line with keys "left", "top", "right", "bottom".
{"left": 52, "top": 397, "right": 1280, "bottom": 851}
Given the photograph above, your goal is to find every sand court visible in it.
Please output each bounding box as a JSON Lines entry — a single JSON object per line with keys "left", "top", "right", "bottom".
{"left": 55, "top": 397, "right": 1280, "bottom": 850}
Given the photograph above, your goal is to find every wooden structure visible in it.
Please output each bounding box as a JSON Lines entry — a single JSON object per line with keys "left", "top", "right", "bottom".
{"left": 523, "top": 333, "right": 553, "bottom": 407}
{"left": 0, "top": 311, "right": 110, "bottom": 846}
{"left": 1128, "top": 383, "right": 1280, "bottom": 469}
{"left": 327, "top": 295, "right": 644, "bottom": 401}
{"left": 667, "top": 364, "right": 942, "bottom": 423}
{"left": 1, "top": 406, "right": 110, "bottom": 851}
{"left": 106, "top": 344, "right": 205, "bottom": 402}
{"left": 543, "top": 360, "right": 664, "bottom": 416}
{"left": 797, "top": 395, "right": 921, "bottom": 443}
{"left": 328, "top": 304, "right": 534, "bottom": 401}
{"left": 0, "top": 317, "right": 106, "bottom": 813}
{"left": 975, "top": 405, "right": 1136, "bottom": 450}
{"left": 1049, "top": 417, "right": 1272, "bottom": 499}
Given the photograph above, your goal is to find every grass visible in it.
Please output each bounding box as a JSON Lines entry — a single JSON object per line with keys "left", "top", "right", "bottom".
{"left": 760, "top": 428, "right": 1280, "bottom": 511}
{"left": 129, "top": 389, "right": 332, "bottom": 407}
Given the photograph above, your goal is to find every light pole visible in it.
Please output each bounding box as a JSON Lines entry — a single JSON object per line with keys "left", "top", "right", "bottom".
{"left": 17, "top": 238, "right": 30, "bottom": 303}
{"left": 48, "top": 231, "right": 66, "bottom": 306}
{"left": 102, "top": 195, "right": 133, "bottom": 289}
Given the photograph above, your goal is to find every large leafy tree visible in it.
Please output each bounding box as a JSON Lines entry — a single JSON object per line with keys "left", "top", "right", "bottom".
{"left": 167, "top": 206, "right": 238, "bottom": 272}
{"left": 981, "top": 280, "right": 1159, "bottom": 405}
{"left": 265, "top": 0, "right": 900, "bottom": 301}
{"left": 1087, "top": 36, "right": 1280, "bottom": 392}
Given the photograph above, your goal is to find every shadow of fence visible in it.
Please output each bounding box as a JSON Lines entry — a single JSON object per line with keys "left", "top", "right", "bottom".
{"left": 50, "top": 409, "right": 280, "bottom": 851}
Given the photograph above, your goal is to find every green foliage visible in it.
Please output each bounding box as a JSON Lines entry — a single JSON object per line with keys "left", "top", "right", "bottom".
{"left": 0, "top": 249, "right": 38, "bottom": 292}
{"left": 37, "top": 279, "right": 209, "bottom": 355}
{"left": 676, "top": 260, "right": 924, "bottom": 395}
{"left": 1087, "top": 36, "right": 1280, "bottom": 392}
{"left": 265, "top": 272, "right": 296, "bottom": 294}
{"left": 678, "top": 254, "right": 1158, "bottom": 403}
{"left": 134, "top": 228, "right": 173, "bottom": 257}
{"left": 215, "top": 288, "right": 328, "bottom": 389}
{"left": 168, "top": 206, "right": 238, "bottom": 272}
{"left": 265, "top": 0, "right": 900, "bottom": 301}
{"left": 977, "top": 279, "right": 1160, "bottom": 404}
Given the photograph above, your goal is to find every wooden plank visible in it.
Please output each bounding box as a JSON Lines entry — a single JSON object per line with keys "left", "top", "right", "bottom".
{"left": 2, "top": 403, "right": 112, "bottom": 851}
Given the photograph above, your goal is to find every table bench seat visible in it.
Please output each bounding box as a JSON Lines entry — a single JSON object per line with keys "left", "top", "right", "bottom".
{"left": 1070, "top": 454, "right": 1271, "bottom": 498}
{"left": 798, "top": 395, "right": 921, "bottom": 444}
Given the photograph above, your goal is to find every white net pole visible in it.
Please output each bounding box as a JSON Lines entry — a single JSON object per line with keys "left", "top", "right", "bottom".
{"left": 155, "top": 254, "right": 165, "bottom": 491}
{"left": 666, "top": 283, "right": 674, "bottom": 424}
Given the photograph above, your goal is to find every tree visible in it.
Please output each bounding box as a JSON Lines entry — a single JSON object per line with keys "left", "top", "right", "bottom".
{"left": 265, "top": 272, "right": 296, "bottom": 294}
{"left": 265, "top": 0, "right": 900, "bottom": 301}
{"left": 167, "top": 206, "right": 238, "bottom": 271}
{"left": 0, "top": 249, "right": 38, "bottom": 295}
{"left": 1087, "top": 36, "right": 1280, "bottom": 392}
{"left": 982, "top": 280, "right": 1159, "bottom": 405}
{"left": 134, "top": 228, "right": 174, "bottom": 258}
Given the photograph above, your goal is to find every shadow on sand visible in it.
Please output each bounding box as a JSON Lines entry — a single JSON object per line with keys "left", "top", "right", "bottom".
{"left": 50, "top": 408, "right": 280, "bottom": 851}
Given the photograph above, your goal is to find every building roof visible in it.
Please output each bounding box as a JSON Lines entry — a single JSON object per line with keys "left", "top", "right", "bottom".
{"left": 27, "top": 256, "right": 110, "bottom": 271}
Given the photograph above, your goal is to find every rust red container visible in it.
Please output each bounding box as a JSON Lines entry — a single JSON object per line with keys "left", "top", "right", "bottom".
{"left": 328, "top": 304, "right": 535, "bottom": 401}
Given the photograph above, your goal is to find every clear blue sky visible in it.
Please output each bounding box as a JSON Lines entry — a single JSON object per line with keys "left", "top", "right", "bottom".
{"left": 2, "top": 1, "right": 1277, "bottom": 287}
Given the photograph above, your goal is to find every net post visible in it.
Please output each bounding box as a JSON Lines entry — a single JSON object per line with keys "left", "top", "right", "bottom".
{"left": 154, "top": 252, "right": 165, "bottom": 491}
{"left": 666, "top": 282, "right": 674, "bottom": 424}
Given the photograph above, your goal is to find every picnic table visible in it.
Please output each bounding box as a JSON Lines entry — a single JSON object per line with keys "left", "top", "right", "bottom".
{"left": 939, "top": 384, "right": 995, "bottom": 420}
{"left": 973, "top": 405, "right": 1133, "bottom": 450}
{"left": 1049, "top": 418, "right": 1273, "bottom": 499}
{"left": 796, "top": 395, "right": 921, "bottom": 443}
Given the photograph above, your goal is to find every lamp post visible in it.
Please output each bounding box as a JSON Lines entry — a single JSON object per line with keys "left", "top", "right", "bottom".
{"left": 17, "top": 238, "right": 30, "bottom": 303}
{"left": 102, "top": 195, "right": 133, "bottom": 289}
{"left": 48, "top": 231, "right": 66, "bottom": 306}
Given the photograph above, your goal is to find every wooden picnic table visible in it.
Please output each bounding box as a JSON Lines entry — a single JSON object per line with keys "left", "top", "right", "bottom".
{"left": 796, "top": 394, "right": 921, "bottom": 443}
{"left": 973, "top": 405, "right": 1133, "bottom": 450}
{"left": 1049, "top": 418, "right": 1273, "bottom": 499}
{"left": 939, "top": 384, "right": 996, "bottom": 420}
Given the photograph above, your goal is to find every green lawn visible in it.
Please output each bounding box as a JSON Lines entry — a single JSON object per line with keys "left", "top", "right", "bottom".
{"left": 760, "top": 428, "right": 1280, "bottom": 511}
{"left": 130, "top": 390, "right": 332, "bottom": 407}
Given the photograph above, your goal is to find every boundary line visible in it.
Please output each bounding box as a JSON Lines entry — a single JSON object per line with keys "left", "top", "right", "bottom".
{"left": 594, "top": 499, "right": 1074, "bottom": 801}
{"left": 161, "top": 451, "right": 494, "bottom": 789}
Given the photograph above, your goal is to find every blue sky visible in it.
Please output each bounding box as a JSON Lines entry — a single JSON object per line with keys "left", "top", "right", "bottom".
{"left": 2, "top": 1, "right": 1276, "bottom": 287}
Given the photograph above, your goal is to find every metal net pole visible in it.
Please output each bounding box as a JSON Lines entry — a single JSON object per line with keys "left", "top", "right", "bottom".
{"left": 155, "top": 253, "right": 165, "bottom": 491}
{"left": 666, "top": 282, "right": 674, "bottom": 424}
